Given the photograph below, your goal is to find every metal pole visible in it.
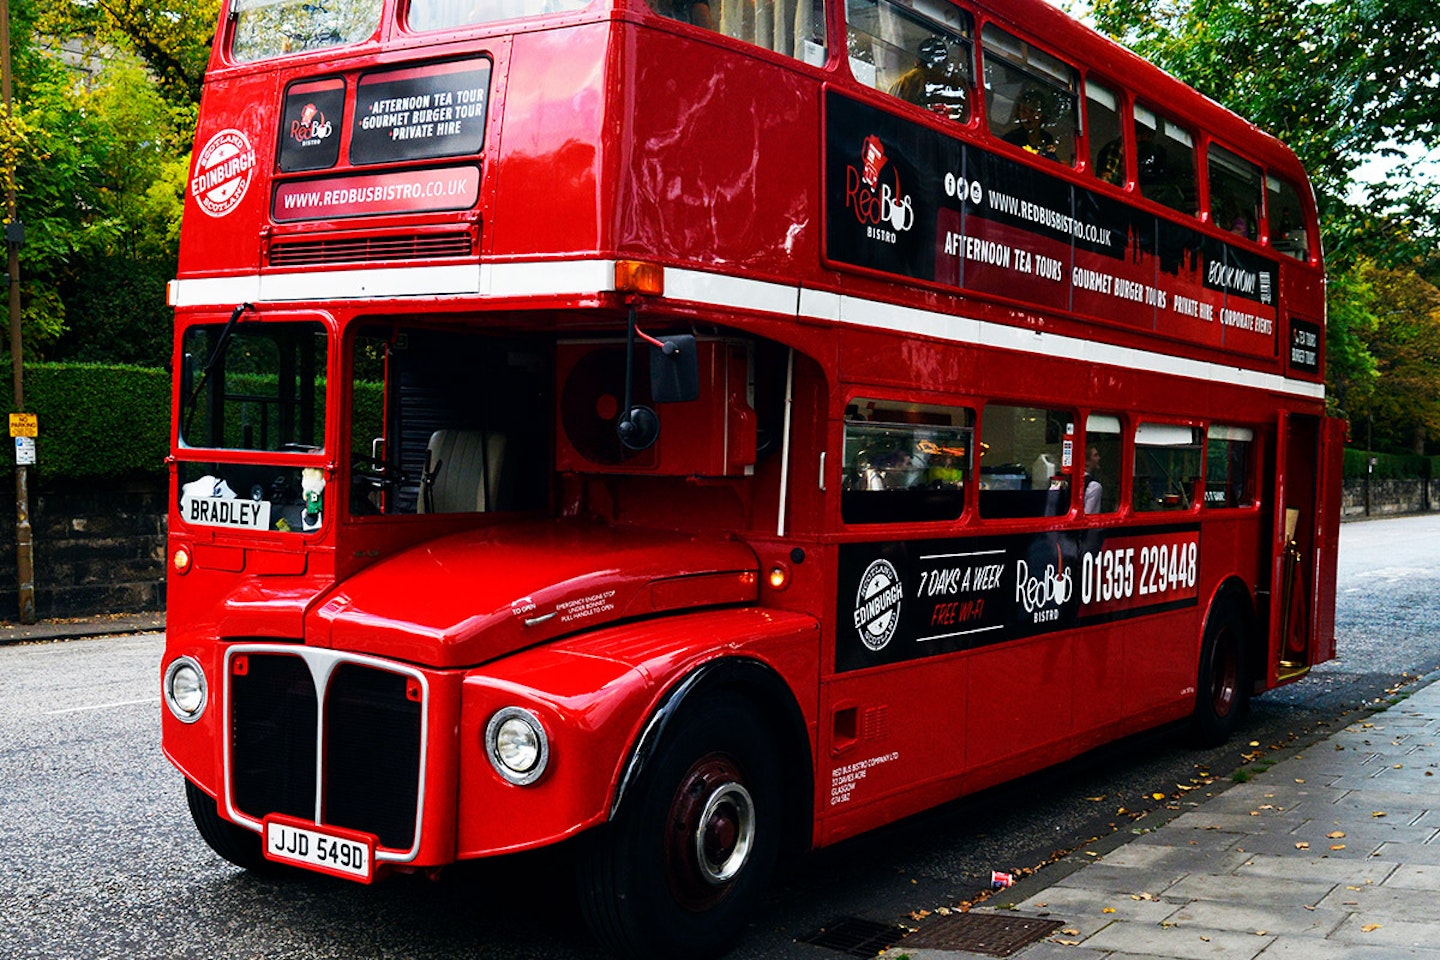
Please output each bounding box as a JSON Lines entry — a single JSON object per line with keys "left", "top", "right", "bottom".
{"left": 0, "top": 0, "right": 33, "bottom": 623}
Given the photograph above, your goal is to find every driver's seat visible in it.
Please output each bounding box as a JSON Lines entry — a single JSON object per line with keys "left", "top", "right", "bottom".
{"left": 419, "top": 429, "right": 507, "bottom": 513}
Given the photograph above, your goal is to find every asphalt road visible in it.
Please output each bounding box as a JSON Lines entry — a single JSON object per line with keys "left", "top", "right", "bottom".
{"left": 2, "top": 513, "right": 1437, "bottom": 960}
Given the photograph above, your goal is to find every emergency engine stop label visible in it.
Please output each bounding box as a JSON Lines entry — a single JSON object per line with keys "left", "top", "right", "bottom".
{"left": 837, "top": 526, "right": 1200, "bottom": 672}
{"left": 190, "top": 128, "right": 257, "bottom": 218}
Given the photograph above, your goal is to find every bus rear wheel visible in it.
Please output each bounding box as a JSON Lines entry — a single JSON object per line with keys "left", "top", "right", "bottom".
{"left": 1189, "top": 599, "right": 1250, "bottom": 747}
{"left": 577, "top": 697, "right": 780, "bottom": 960}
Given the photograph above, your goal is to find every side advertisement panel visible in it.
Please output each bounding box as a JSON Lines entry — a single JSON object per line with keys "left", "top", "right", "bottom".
{"left": 824, "top": 92, "right": 1277, "bottom": 360}
{"left": 837, "top": 526, "right": 1201, "bottom": 673}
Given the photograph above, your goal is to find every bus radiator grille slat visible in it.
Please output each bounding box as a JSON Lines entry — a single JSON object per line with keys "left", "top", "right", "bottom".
{"left": 268, "top": 232, "right": 473, "bottom": 266}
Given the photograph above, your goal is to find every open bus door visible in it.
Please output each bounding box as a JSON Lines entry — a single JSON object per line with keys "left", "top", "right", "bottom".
{"left": 1267, "top": 412, "right": 1343, "bottom": 682}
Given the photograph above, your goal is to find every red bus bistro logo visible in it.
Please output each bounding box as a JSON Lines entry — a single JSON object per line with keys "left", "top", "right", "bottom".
{"left": 290, "top": 103, "right": 334, "bottom": 147}
{"left": 191, "top": 128, "right": 256, "bottom": 218}
{"left": 844, "top": 135, "right": 914, "bottom": 244}
{"left": 854, "top": 559, "right": 903, "bottom": 651}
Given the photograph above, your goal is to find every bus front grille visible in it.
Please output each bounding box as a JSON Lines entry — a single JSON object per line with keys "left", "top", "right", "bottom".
{"left": 229, "top": 650, "right": 423, "bottom": 852}
{"left": 268, "top": 231, "right": 473, "bottom": 266}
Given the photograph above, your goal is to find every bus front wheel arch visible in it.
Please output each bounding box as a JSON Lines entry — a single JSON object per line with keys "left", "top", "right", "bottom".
{"left": 576, "top": 695, "right": 781, "bottom": 960}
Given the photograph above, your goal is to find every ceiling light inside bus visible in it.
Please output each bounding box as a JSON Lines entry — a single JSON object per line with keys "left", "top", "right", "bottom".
{"left": 485, "top": 707, "right": 549, "bottom": 785}
{"left": 164, "top": 657, "right": 207, "bottom": 723}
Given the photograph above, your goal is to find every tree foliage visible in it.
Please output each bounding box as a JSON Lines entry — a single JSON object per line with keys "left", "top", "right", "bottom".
{"left": 1084, "top": 0, "right": 1440, "bottom": 453}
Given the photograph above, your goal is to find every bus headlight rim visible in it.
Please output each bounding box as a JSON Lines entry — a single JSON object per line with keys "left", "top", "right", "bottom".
{"left": 485, "top": 706, "right": 549, "bottom": 785}
{"left": 164, "top": 656, "right": 208, "bottom": 723}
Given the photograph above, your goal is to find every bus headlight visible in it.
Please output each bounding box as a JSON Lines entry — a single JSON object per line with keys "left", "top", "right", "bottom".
{"left": 164, "top": 656, "right": 208, "bottom": 723}
{"left": 485, "top": 707, "right": 549, "bottom": 785}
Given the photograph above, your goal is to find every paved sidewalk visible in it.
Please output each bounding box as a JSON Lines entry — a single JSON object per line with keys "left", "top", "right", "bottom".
{"left": 0, "top": 611, "right": 164, "bottom": 645}
{"left": 886, "top": 678, "right": 1440, "bottom": 959}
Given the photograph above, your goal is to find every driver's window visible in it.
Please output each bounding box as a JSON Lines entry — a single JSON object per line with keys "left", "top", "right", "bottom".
{"left": 348, "top": 326, "right": 550, "bottom": 517}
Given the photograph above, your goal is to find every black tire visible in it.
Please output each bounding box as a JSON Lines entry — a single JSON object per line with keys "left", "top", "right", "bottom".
{"left": 1189, "top": 598, "right": 1250, "bottom": 747}
{"left": 184, "top": 779, "right": 275, "bottom": 873}
{"left": 576, "top": 697, "right": 781, "bottom": 960}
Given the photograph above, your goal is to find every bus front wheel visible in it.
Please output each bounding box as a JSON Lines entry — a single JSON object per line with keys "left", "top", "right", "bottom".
{"left": 577, "top": 697, "right": 780, "bottom": 960}
{"left": 184, "top": 779, "right": 274, "bottom": 874}
{"left": 1189, "top": 599, "right": 1250, "bottom": 747}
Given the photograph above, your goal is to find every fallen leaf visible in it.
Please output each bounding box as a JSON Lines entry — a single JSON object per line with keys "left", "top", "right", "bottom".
{"left": 1103, "top": 907, "right": 1116, "bottom": 914}
{"left": 1085, "top": 796, "right": 1106, "bottom": 802}
{"left": 1249, "top": 741, "right": 1260, "bottom": 747}
{"left": 1331, "top": 844, "right": 1347, "bottom": 851}
{"left": 1062, "top": 928, "right": 1080, "bottom": 936}
{"left": 1373, "top": 811, "right": 1388, "bottom": 818}
{"left": 1295, "top": 842, "right": 1310, "bottom": 849}
{"left": 1362, "top": 924, "right": 1382, "bottom": 933}
{"left": 1256, "top": 930, "right": 1268, "bottom": 936}
{"left": 1200, "top": 936, "right": 1211, "bottom": 942}
{"left": 1295, "top": 778, "right": 1306, "bottom": 783}
{"left": 1152, "top": 792, "right": 1167, "bottom": 800}
{"left": 1054, "top": 940, "right": 1081, "bottom": 946}
{"left": 1327, "top": 831, "right": 1346, "bottom": 839}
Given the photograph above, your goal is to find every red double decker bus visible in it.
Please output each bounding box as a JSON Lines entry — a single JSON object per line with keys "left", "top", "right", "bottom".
{"left": 161, "top": 0, "right": 1342, "bottom": 955}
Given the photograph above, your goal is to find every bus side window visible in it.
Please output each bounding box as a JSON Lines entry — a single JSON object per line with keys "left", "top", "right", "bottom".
{"left": 1204, "top": 425, "right": 1255, "bottom": 508}
{"left": 1208, "top": 144, "right": 1262, "bottom": 241}
{"left": 1087, "top": 79, "right": 1125, "bottom": 186}
{"left": 841, "top": 399, "right": 971, "bottom": 524}
{"left": 845, "top": 0, "right": 973, "bottom": 124}
{"left": 1135, "top": 103, "right": 1196, "bottom": 215}
{"left": 981, "top": 24, "right": 1079, "bottom": 166}
{"left": 648, "top": 0, "right": 828, "bottom": 65}
{"left": 1133, "top": 422, "right": 1202, "bottom": 511}
{"left": 1083, "top": 413, "right": 1122, "bottom": 514}
{"left": 1267, "top": 174, "right": 1310, "bottom": 261}
{"left": 408, "top": 0, "right": 589, "bottom": 30}
{"left": 978, "top": 405, "right": 1074, "bottom": 519}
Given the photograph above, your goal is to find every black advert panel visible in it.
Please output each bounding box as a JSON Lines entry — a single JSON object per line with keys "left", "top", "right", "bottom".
{"left": 824, "top": 91, "right": 1279, "bottom": 360}
{"left": 279, "top": 77, "right": 345, "bottom": 173}
{"left": 351, "top": 59, "right": 491, "bottom": 166}
{"left": 1289, "top": 317, "right": 1321, "bottom": 375}
{"left": 837, "top": 526, "right": 1201, "bottom": 674}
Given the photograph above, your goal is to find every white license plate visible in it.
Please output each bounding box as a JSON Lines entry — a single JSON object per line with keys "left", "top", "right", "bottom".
{"left": 263, "top": 818, "right": 375, "bottom": 882}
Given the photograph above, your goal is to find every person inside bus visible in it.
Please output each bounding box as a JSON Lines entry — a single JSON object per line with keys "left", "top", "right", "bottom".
{"left": 890, "top": 36, "right": 970, "bottom": 123}
{"left": 1096, "top": 136, "right": 1125, "bottom": 185}
{"left": 1084, "top": 443, "right": 1104, "bottom": 514}
{"left": 1002, "top": 88, "right": 1058, "bottom": 160}
{"left": 653, "top": 0, "right": 715, "bottom": 30}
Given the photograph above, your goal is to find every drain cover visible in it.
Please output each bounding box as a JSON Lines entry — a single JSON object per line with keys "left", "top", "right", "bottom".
{"left": 798, "top": 917, "right": 906, "bottom": 957}
{"left": 900, "top": 913, "right": 1064, "bottom": 957}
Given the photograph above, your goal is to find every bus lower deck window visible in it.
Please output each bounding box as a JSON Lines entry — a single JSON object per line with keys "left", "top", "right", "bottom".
{"left": 842, "top": 400, "right": 971, "bottom": 524}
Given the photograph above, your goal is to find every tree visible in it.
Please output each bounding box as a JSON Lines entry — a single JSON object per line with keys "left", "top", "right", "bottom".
{"left": 34, "top": 0, "right": 220, "bottom": 109}
{"left": 1347, "top": 263, "right": 1440, "bottom": 455}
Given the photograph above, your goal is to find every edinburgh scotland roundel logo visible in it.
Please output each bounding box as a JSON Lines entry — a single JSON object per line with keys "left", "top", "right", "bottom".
{"left": 854, "top": 559, "right": 903, "bottom": 652}
{"left": 190, "top": 128, "right": 257, "bottom": 218}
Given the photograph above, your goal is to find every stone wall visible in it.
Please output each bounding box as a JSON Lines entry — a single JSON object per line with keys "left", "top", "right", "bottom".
{"left": 1342, "top": 477, "right": 1440, "bottom": 519}
{"left": 0, "top": 476, "right": 167, "bottom": 620}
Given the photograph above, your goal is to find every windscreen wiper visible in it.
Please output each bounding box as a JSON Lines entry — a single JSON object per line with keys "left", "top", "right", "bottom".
{"left": 182, "top": 302, "right": 255, "bottom": 437}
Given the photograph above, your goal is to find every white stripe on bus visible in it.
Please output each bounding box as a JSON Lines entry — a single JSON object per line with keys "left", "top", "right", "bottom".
{"left": 168, "top": 260, "right": 1325, "bottom": 401}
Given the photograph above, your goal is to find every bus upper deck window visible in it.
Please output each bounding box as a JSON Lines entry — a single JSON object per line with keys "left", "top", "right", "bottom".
{"left": 409, "top": 0, "right": 590, "bottom": 31}
{"left": 841, "top": 400, "right": 971, "bottom": 524}
{"left": 981, "top": 24, "right": 1079, "bottom": 166}
{"left": 649, "top": 0, "right": 827, "bottom": 65}
{"left": 1208, "top": 144, "right": 1262, "bottom": 241}
{"left": 1134, "top": 104, "right": 1196, "bottom": 215}
{"left": 1267, "top": 174, "right": 1310, "bottom": 261}
{"left": 1087, "top": 79, "right": 1124, "bottom": 186}
{"left": 230, "top": 0, "right": 382, "bottom": 62}
{"left": 846, "top": 0, "right": 973, "bottom": 124}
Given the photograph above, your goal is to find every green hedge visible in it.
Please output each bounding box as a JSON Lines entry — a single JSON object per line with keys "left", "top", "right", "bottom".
{"left": 6, "top": 363, "right": 170, "bottom": 480}
{"left": 1343, "top": 448, "right": 1440, "bottom": 480}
